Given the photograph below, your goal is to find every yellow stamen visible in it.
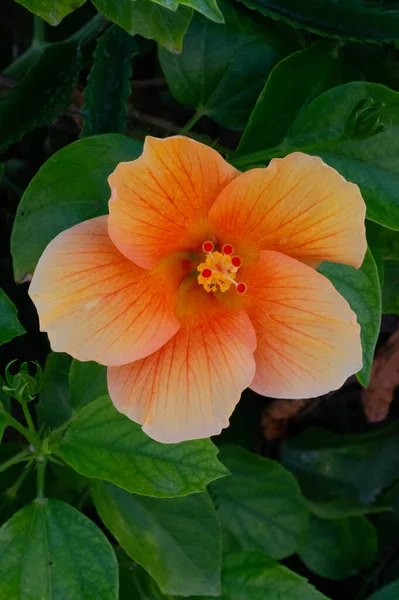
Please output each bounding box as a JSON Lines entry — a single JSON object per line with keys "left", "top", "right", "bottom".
{"left": 197, "top": 251, "right": 238, "bottom": 293}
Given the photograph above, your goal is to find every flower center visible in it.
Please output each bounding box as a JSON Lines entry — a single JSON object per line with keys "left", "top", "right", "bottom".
{"left": 197, "top": 241, "right": 247, "bottom": 294}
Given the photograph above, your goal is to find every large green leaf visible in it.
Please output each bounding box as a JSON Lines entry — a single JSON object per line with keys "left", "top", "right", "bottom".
{"left": 0, "top": 41, "right": 80, "bottom": 154}
{"left": 318, "top": 249, "right": 381, "bottom": 387}
{"left": 235, "top": 82, "right": 399, "bottom": 232}
{"left": 11, "top": 134, "right": 142, "bottom": 281}
{"left": 93, "top": 0, "right": 193, "bottom": 52}
{"left": 69, "top": 359, "right": 107, "bottom": 413}
{"left": 119, "top": 555, "right": 167, "bottom": 600}
{"left": 81, "top": 25, "right": 139, "bottom": 138}
{"left": 60, "top": 395, "right": 229, "bottom": 497}
{"left": 367, "top": 221, "right": 399, "bottom": 261}
{"left": 284, "top": 83, "right": 399, "bottom": 230}
{"left": 197, "top": 552, "right": 329, "bottom": 600}
{"left": 237, "top": 41, "right": 346, "bottom": 156}
{"left": 0, "top": 499, "right": 118, "bottom": 599}
{"left": 369, "top": 580, "right": 399, "bottom": 600}
{"left": 298, "top": 515, "right": 378, "bottom": 580}
{"left": 159, "top": 0, "right": 296, "bottom": 130}
{"left": 281, "top": 425, "right": 399, "bottom": 507}
{"left": 37, "top": 353, "right": 72, "bottom": 428}
{"left": 14, "top": 0, "right": 86, "bottom": 25}
{"left": 154, "top": 0, "right": 224, "bottom": 22}
{"left": 210, "top": 445, "right": 308, "bottom": 559}
{"left": 0, "top": 288, "right": 25, "bottom": 344}
{"left": 235, "top": 0, "right": 399, "bottom": 42}
{"left": 92, "top": 481, "right": 221, "bottom": 596}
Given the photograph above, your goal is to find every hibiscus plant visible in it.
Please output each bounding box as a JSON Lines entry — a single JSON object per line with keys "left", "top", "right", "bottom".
{"left": 1, "top": 1, "right": 399, "bottom": 599}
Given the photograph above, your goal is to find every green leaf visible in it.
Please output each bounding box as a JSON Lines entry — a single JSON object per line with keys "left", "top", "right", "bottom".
{"left": 180, "top": 0, "right": 223, "bottom": 23}
{"left": 318, "top": 249, "right": 381, "bottom": 386}
{"left": 367, "top": 221, "right": 399, "bottom": 261}
{"left": 200, "top": 551, "right": 329, "bottom": 600}
{"left": 281, "top": 424, "right": 399, "bottom": 506}
{"left": 0, "top": 498, "right": 118, "bottom": 599}
{"left": 369, "top": 580, "right": 399, "bottom": 600}
{"left": 93, "top": 0, "right": 193, "bottom": 52}
{"left": 234, "top": 0, "right": 399, "bottom": 42}
{"left": 283, "top": 82, "right": 399, "bottom": 230}
{"left": 298, "top": 515, "right": 378, "bottom": 580}
{"left": 37, "top": 353, "right": 72, "bottom": 429}
{"left": 60, "top": 395, "right": 229, "bottom": 497}
{"left": 0, "top": 41, "right": 80, "bottom": 154}
{"left": 0, "top": 289, "right": 25, "bottom": 344}
{"left": 69, "top": 359, "right": 107, "bottom": 413}
{"left": 119, "top": 556, "right": 167, "bottom": 600}
{"left": 11, "top": 134, "right": 142, "bottom": 281}
{"left": 0, "top": 164, "right": 4, "bottom": 183}
{"left": 209, "top": 445, "right": 308, "bottom": 559}
{"left": 14, "top": 0, "right": 87, "bottom": 25}
{"left": 235, "top": 82, "right": 399, "bottom": 232}
{"left": 154, "top": 0, "right": 224, "bottom": 23}
{"left": 159, "top": 0, "right": 296, "bottom": 130}
{"left": 237, "top": 41, "right": 346, "bottom": 156}
{"left": 92, "top": 481, "right": 222, "bottom": 596}
{"left": 81, "top": 25, "right": 139, "bottom": 138}
{"left": 382, "top": 260, "right": 399, "bottom": 314}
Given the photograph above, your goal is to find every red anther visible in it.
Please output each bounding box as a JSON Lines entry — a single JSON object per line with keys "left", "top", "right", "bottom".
{"left": 231, "top": 256, "right": 241, "bottom": 268}
{"left": 222, "top": 244, "right": 234, "bottom": 255}
{"left": 236, "top": 282, "right": 247, "bottom": 294}
{"left": 201, "top": 268, "right": 212, "bottom": 278}
{"left": 202, "top": 241, "right": 214, "bottom": 253}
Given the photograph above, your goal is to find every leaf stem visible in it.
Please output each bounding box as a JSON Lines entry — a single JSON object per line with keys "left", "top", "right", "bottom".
{"left": 4, "top": 412, "right": 40, "bottom": 449}
{"left": 3, "top": 45, "right": 46, "bottom": 79}
{"left": 33, "top": 16, "right": 45, "bottom": 46}
{"left": 5, "top": 461, "right": 34, "bottom": 500}
{"left": 178, "top": 110, "right": 204, "bottom": 135}
{"left": 230, "top": 143, "right": 291, "bottom": 167}
{"left": 69, "top": 13, "right": 109, "bottom": 48}
{"left": 4, "top": 13, "right": 109, "bottom": 79}
{"left": 21, "top": 399, "right": 36, "bottom": 436}
{"left": 36, "top": 455, "right": 47, "bottom": 500}
{"left": 0, "top": 449, "right": 31, "bottom": 474}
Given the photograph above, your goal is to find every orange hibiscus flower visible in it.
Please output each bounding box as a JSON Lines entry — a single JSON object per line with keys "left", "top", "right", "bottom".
{"left": 29, "top": 136, "right": 366, "bottom": 443}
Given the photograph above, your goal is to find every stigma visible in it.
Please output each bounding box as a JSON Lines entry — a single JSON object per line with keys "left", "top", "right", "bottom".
{"left": 197, "top": 241, "right": 246, "bottom": 294}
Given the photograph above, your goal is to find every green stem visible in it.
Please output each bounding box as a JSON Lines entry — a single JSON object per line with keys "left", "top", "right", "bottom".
{"left": 3, "top": 44, "right": 47, "bottom": 78}
{"left": 0, "top": 449, "right": 31, "bottom": 474}
{"left": 178, "top": 110, "right": 204, "bottom": 135}
{"left": 69, "top": 13, "right": 109, "bottom": 47}
{"left": 5, "top": 461, "right": 34, "bottom": 500}
{"left": 36, "top": 455, "right": 47, "bottom": 500}
{"left": 4, "top": 412, "right": 41, "bottom": 448}
{"left": 230, "top": 143, "right": 292, "bottom": 168}
{"left": 33, "top": 16, "right": 45, "bottom": 46}
{"left": 21, "top": 400, "right": 36, "bottom": 436}
{"left": 4, "top": 13, "right": 108, "bottom": 79}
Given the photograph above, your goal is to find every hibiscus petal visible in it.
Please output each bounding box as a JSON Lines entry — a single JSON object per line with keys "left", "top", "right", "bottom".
{"left": 108, "top": 287, "right": 256, "bottom": 443}
{"left": 29, "top": 216, "right": 181, "bottom": 366}
{"left": 244, "top": 250, "right": 362, "bottom": 398}
{"left": 208, "top": 152, "right": 366, "bottom": 268}
{"left": 108, "top": 136, "right": 238, "bottom": 269}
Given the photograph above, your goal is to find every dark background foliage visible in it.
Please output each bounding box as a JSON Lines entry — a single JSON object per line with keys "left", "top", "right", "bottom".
{"left": 1, "top": 0, "right": 399, "bottom": 598}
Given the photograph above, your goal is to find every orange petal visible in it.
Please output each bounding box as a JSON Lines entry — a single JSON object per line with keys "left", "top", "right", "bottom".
{"left": 29, "top": 216, "right": 181, "bottom": 366}
{"left": 244, "top": 250, "right": 362, "bottom": 398}
{"left": 108, "top": 136, "right": 238, "bottom": 269}
{"left": 208, "top": 152, "right": 366, "bottom": 268}
{"left": 107, "top": 287, "right": 256, "bottom": 443}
